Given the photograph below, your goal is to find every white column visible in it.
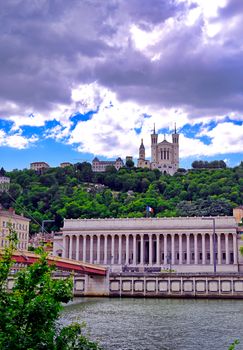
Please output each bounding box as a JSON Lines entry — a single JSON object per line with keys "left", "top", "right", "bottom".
{"left": 210, "top": 234, "right": 213, "bottom": 265}
{"left": 156, "top": 234, "right": 160, "bottom": 265}
{"left": 171, "top": 234, "right": 175, "bottom": 265}
{"left": 179, "top": 235, "right": 182, "bottom": 265}
{"left": 133, "top": 234, "right": 137, "bottom": 265}
{"left": 194, "top": 234, "right": 198, "bottom": 265}
{"left": 149, "top": 234, "right": 153, "bottom": 265}
{"left": 233, "top": 234, "right": 237, "bottom": 265}
{"left": 104, "top": 235, "right": 108, "bottom": 264}
{"left": 140, "top": 234, "right": 144, "bottom": 265}
{"left": 90, "top": 235, "right": 94, "bottom": 263}
{"left": 111, "top": 235, "right": 115, "bottom": 265}
{"left": 217, "top": 233, "right": 221, "bottom": 264}
{"left": 202, "top": 234, "right": 206, "bottom": 265}
{"left": 63, "top": 235, "right": 67, "bottom": 258}
{"left": 76, "top": 235, "right": 79, "bottom": 260}
{"left": 69, "top": 235, "right": 72, "bottom": 259}
{"left": 164, "top": 234, "right": 167, "bottom": 264}
{"left": 118, "top": 235, "right": 122, "bottom": 265}
{"left": 126, "top": 235, "right": 129, "bottom": 265}
{"left": 83, "top": 235, "right": 86, "bottom": 262}
{"left": 225, "top": 233, "right": 229, "bottom": 265}
{"left": 97, "top": 235, "right": 100, "bottom": 264}
{"left": 186, "top": 234, "right": 190, "bottom": 264}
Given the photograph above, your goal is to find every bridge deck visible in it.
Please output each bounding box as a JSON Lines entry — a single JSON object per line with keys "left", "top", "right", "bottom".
{"left": 0, "top": 250, "right": 107, "bottom": 276}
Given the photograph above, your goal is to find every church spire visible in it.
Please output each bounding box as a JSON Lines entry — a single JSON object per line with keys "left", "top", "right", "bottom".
{"left": 153, "top": 123, "right": 156, "bottom": 134}
{"left": 174, "top": 122, "right": 177, "bottom": 134}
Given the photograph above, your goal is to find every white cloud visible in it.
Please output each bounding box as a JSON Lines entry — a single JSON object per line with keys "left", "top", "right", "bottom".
{"left": 180, "top": 122, "right": 243, "bottom": 157}
{"left": 0, "top": 130, "right": 38, "bottom": 149}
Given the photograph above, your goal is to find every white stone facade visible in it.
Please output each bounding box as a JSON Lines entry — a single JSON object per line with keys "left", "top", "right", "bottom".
{"left": 92, "top": 157, "right": 124, "bottom": 172}
{"left": 53, "top": 216, "right": 239, "bottom": 273}
{"left": 137, "top": 126, "right": 179, "bottom": 175}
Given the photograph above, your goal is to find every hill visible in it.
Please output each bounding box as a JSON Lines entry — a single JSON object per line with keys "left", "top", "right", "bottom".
{"left": 0, "top": 162, "right": 242, "bottom": 234}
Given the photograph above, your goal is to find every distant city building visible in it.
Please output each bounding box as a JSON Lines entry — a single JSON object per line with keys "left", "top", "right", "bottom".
{"left": 92, "top": 157, "right": 124, "bottom": 172}
{"left": 0, "top": 176, "right": 10, "bottom": 192}
{"left": 137, "top": 125, "right": 179, "bottom": 175}
{"left": 53, "top": 216, "right": 240, "bottom": 273}
{"left": 30, "top": 162, "right": 50, "bottom": 173}
{"left": 0, "top": 207, "right": 30, "bottom": 250}
{"left": 29, "top": 231, "right": 54, "bottom": 252}
{"left": 233, "top": 206, "right": 243, "bottom": 224}
{"left": 60, "top": 162, "right": 72, "bottom": 168}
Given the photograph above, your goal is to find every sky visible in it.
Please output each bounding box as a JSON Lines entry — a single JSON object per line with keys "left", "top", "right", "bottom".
{"left": 0, "top": 0, "right": 242, "bottom": 171}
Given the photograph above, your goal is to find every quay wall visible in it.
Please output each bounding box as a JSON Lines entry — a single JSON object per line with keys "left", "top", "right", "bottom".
{"left": 8, "top": 273, "right": 243, "bottom": 298}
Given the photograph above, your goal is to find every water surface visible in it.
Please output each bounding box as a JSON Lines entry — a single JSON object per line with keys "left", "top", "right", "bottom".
{"left": 61, "top": 298, "right": 243, "bottom": 350}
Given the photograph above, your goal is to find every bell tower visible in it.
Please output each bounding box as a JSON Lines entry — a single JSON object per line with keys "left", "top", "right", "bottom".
{"left": 151, "top": 124, "right": 158, "bottom": 162}
{"left": 172, "top": 123, "right": 179, "bottom": 171}
{"left": 139, "top": 139, "right": 145, "bottom": 160}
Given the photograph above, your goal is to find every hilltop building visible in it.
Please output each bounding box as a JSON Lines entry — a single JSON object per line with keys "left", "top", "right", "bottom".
{"left": 0, "top": 176, "right": 10, "bottom": 192}
{"left": 53, "top": 216, "right": 241, "bottom": 273}
{"left": 0, "top": 207, "right": 30, "bottom": 250}
{"left": 138, "top": 125, "right": 179, "bottom": 175}
{"left": 92, "top": 157, "right": 124, "bottom": 172}
{"left": 30, "top": 162, "right": 50, "bottom": 173}
{"left": 60, "top": 162, "right": 72, "bottom": 168}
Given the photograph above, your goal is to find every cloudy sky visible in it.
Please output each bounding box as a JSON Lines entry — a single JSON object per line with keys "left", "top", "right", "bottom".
{"left": 0, "top": 0, "right": 242, "bottom": 171}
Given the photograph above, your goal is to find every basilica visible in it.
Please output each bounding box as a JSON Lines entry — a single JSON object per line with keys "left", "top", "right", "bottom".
{"left": 137, "top": 125, "right": 179, "bottom": 175}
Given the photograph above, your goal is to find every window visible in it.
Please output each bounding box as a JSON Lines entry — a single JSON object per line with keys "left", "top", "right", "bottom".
{"left": 222, "top": 252, "right": 226, "bottom": 260}
{"left": 207, "top": 253, "right": 210, "bottom": 260}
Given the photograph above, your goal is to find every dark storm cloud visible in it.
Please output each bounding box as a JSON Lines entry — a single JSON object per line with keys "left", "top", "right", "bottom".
{"left": 0, "top": 0, "right": 243, "bottom": 121}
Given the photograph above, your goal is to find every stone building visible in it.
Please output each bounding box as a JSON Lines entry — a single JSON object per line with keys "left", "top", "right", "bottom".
{"left": 30, "top": 161, "right": 50, "bottom": 173}
{"left": 0, "top": 176, "right": 10, "bottom": 192}
{"left": 92, "top": 157, "right": 124, "bottom": 172}
{"left": 233, "top": 206, "right": 243, "bottom": 224}
{"left": 137, "top": 125, "right": 179, "bottom": 175}
{"left": 53, "top": 216, "right": 240, "bottom": 273}
{"left": 0, "top": 208, "right": 30, "bottom": 250}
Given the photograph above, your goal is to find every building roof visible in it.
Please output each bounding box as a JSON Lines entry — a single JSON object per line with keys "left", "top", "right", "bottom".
{"left": 0, "top": 208, "right": 30, "bottom": 222}
{"left": 63, "top": 216, "right": 237, "bottom": 231}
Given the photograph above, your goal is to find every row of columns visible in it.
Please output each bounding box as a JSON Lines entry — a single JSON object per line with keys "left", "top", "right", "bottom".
{"left": 63, "top": 232, "right": 238, "bottom": 266}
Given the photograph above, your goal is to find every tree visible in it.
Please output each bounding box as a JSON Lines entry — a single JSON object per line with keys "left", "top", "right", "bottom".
{"left": 0, "top": 228, "right": 102, "bottom": 350}
{"left": 0, "top": 167, "right": 6, "bottom": 176}
{"left": 125, "top": 159, "right": 134, "bottom": 168}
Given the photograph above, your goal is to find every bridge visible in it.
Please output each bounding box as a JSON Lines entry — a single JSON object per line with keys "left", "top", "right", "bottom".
{"left": 0, "top": 250, "right": 107, "bottom": 276}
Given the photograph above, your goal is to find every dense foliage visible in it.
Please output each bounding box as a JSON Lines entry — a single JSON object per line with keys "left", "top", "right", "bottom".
{"left": 0, "top": 161, "right": 242, "bottom": 233}
{"left": 192, "top": 160, "right": 227, "bottom": 169}
{"left": 0, "top": 228, "right": 102, "bottom": 350}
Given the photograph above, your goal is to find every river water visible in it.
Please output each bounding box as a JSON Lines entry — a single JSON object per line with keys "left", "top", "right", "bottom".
{"left": 61, "top": 297, "right": 243, "bottom": 350}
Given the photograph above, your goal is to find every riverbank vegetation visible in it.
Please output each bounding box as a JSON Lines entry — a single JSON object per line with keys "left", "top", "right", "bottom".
{"left": 0, "top": 229, "right": 102, "bottom": 349}
{"left": 0, "top": 162, "right": 242, "bottom": 233}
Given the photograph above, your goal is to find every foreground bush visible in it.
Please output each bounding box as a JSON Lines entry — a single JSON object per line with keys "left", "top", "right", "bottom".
{"left": 0, "top": 230, "right": 102, "bottom": 350}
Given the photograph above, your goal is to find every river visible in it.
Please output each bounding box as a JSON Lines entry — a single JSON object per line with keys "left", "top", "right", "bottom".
{"left": 61, "top": 297, "right": 243, "bottom": 350}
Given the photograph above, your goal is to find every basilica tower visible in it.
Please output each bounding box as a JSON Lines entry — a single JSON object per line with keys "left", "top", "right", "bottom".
{"left": 139, "top": 139, "right": 145, "bottom": 160}
{"left": 172, "top": 123, "right": 179, "bottom": 170}
{"left": 151, "top": 124, "right": 158, "bottom": 162}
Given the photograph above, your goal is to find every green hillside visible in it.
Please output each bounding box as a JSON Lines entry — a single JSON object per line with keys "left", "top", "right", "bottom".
{"left": 0, "top": 162, "right": 243, "bottom": 234}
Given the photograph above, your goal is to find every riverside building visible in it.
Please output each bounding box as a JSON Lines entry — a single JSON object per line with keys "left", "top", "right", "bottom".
{"left": 0, "top": 208, "right": 30, "bottom": 250}
{"left": 53, "top": 216, "right": 241, "bottom": 273}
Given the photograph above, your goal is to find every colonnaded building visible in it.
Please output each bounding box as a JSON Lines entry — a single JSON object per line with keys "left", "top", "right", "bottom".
{"left": 137, "top": 125, "right": 179, "bottom": 175}
{"left": 53, "top": 216, "right": 243, "bottom": 273}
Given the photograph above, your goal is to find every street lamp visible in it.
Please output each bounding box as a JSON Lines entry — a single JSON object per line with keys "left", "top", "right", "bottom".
{"left": 41, "top": 220, "right": 55, "bottom": 235}
{"left": 202, "top": 217, "right": 216, "bottom": 274}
